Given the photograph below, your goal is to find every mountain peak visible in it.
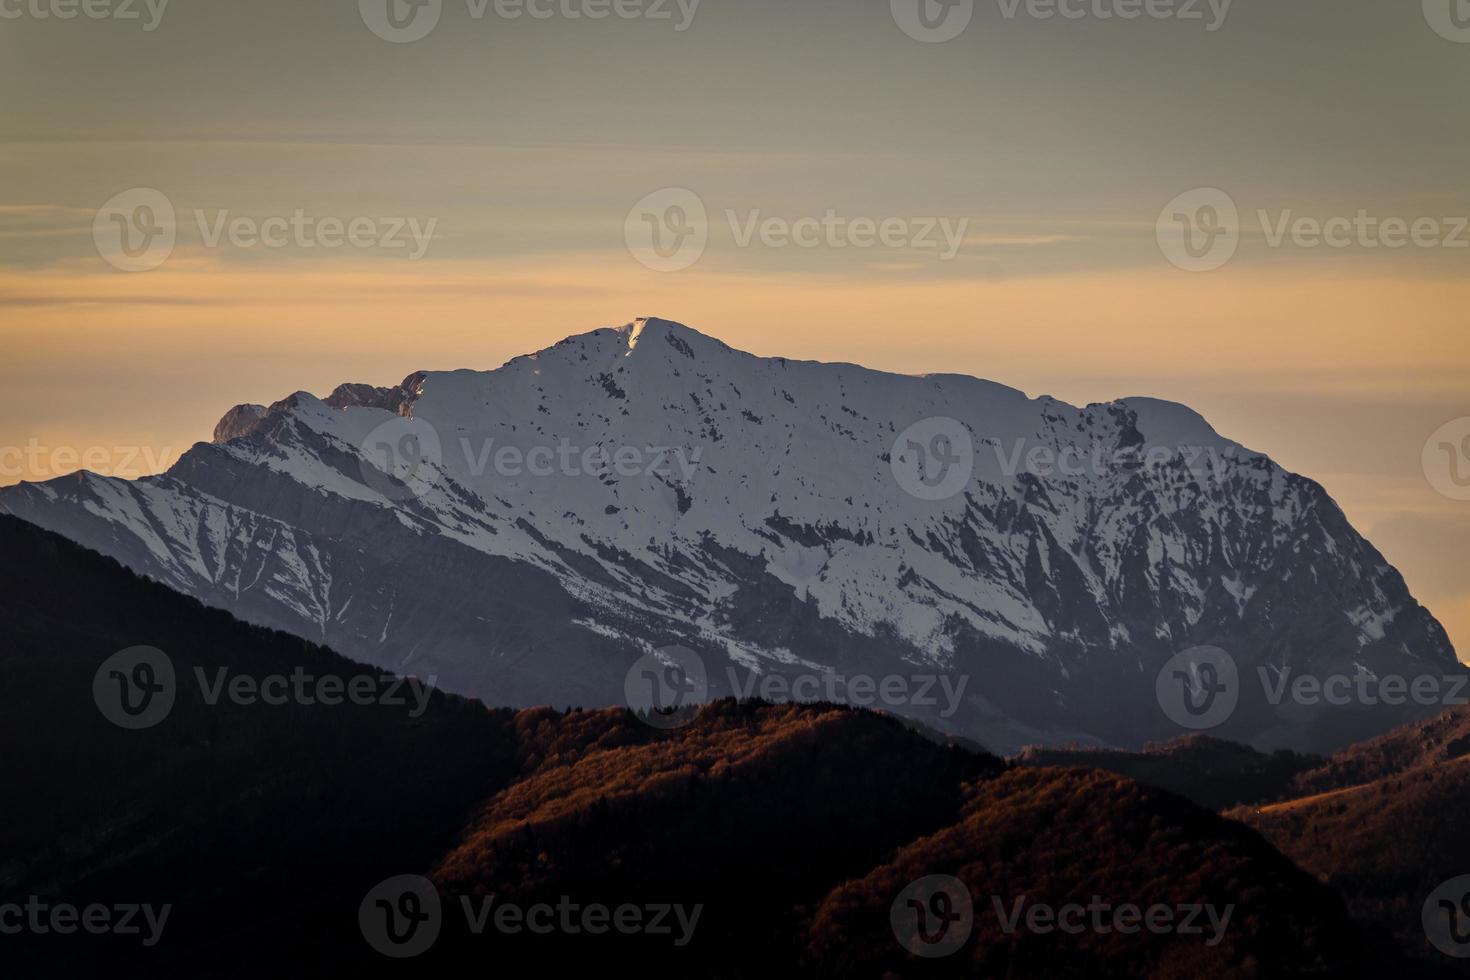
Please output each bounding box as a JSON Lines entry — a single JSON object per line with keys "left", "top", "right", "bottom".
{"left": 5, "top": 315, "right": 1457, "bottom": 756}
{"left": 620, "top": 316, "right": 728, "bottom": 360}
{"left": 213, "top": 403, "right": 268, "bottom": 444}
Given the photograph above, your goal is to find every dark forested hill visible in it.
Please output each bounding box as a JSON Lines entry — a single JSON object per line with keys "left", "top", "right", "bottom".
{"left": 0, "top": 514, "right": 1422, "bottom": 977}
{"left": 1230, "top": 705, "right": 1470, "bottom": 970}
{"left": 0, "top": 513, "right": 525, "bottom": 977}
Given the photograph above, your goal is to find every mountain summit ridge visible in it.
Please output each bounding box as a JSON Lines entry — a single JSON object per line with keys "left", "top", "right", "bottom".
{"left": 2, "top": 317, "right": 1456, "bottom": 752}
{"left": 207, "top": 317, "right": 1222, "bottom": 452}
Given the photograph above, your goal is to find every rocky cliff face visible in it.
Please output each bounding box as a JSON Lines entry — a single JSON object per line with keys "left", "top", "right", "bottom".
{"left": 211, "top": 403, "right": 267, "bottom": 444}
{"left": 3, "top": 318, "right": 1457, "bottom": 752}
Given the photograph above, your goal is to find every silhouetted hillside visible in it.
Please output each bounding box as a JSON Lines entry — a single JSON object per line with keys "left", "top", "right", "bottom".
{"left": 0, "top": 514, "right": 523, "bottom": 977}
{"left": 1016, "top": 735, "right": 1323, "bottom": 809}
{"left": 1234, "top": 763, "right": 1470, "bottom": 971}
{"left": 1282, "top": 704, "right": 1470, "bottom": 797}
{"left": 804, "top": 767, "right": 1374, "bottom": 978}
{"left": 432, "top": 700, "right": 1002, "bottom": 971}
{"left": 0, "top": 514, "right": 1434, "bottom": 977}
{"left": 1231, "top": 705, "right": 1470, "bottom": 971}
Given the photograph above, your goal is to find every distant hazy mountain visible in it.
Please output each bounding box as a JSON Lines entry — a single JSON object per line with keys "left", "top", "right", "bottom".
{"left": 2, "top": 317, "right": 1457, "bottom": 752}
{"left": 1015, "top": 735, "right": 1324, "bottom": 810}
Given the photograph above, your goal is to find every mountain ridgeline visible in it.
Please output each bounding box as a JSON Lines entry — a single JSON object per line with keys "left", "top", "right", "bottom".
{"left": 0, "top": 317, "right": 1457, "bottom": 753}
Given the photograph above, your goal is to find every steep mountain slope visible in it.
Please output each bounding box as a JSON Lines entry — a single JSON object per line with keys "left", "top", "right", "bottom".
{"left": 1, "top": 317, "right": 1456, "bottom": 752}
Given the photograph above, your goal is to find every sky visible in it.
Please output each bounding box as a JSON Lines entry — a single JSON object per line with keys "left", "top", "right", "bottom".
{"left": 1, "top": 0, "right": 1467, "bottom": 656}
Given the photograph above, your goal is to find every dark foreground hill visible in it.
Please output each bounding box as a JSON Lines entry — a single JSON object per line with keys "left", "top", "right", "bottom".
{"left": 0, "top": 514, "right": 1404, "bottom": 977}
{"left": 0, "top": 515, "right": 525, "bottom": 977}
{"left": 1006, "top": 714, "right": 1470, "bottom": 975}
{"left": 1230, "top": 705, "right": 1470, "bottom": 970}
{"left": 806, "top": 767, "right": 1366, "bottom": 979}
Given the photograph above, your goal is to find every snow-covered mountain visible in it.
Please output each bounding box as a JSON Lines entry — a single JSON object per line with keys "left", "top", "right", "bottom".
{"left": 2, "top": 318, "right": 1457, "bottom": 752}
